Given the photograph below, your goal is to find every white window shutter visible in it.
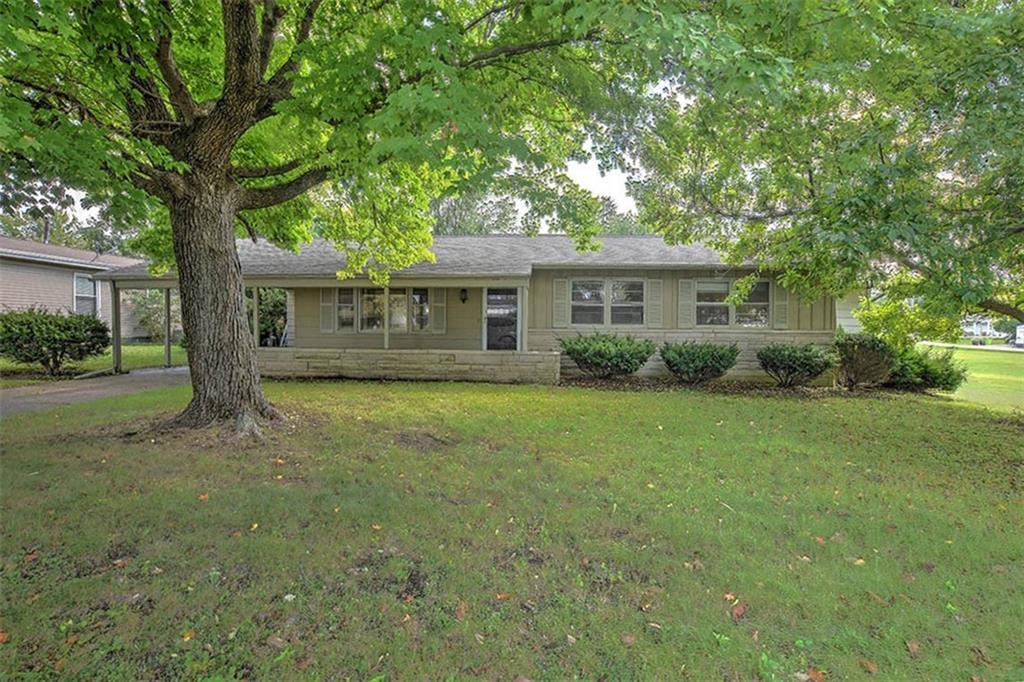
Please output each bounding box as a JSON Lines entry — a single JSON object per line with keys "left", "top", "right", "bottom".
{"left": 319, "top": 288, "right": 335, "bottom": 333}
{"left": 646, "top": 279, "right": 663, "bottom": 328}
{"left": 552, "top": 279, "right": 569, "bottom": 328}
{"left": 677, "top": 279, "right": 695, "bottom": 328}
{"left": 773, "top": 282, "right": 789, "bottom": 329}
{"left": 431, "top": 288, "right": 447, "bottom": 333}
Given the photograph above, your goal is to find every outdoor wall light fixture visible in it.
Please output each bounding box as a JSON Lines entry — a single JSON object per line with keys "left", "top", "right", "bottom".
{"left": 459, "top": 288, "right": 468, "bottom": 304}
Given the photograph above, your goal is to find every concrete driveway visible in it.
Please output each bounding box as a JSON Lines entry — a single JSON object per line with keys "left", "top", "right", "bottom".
{"left": 0, "top": 367, "right": 190, "bottom": 417}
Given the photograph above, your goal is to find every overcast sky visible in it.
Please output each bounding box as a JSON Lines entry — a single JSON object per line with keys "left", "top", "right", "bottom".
{"left": 567, "top": 159, "right": 636, "bottom": 213}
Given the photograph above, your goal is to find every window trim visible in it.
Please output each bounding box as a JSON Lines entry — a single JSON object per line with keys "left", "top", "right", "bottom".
{"left": 694, "top": 279, "right": 771, "bottom": 329}
{"left": 73, "top": 272, "right": 99, "bottom": 316}
{"left": 568, "top": 277, "right": 646, "bottom": 328}
{"left": 408, "top": 287, "right": 431, "bottom": 333}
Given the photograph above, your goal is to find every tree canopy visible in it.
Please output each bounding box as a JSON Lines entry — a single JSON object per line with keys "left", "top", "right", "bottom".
{"left": 634, "top": 1, "right": 1024, "bottom": 322}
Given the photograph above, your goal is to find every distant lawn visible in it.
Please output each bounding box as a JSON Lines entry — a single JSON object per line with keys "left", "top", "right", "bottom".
{"left": 2, "top": 381, "right": 1022, "bottom": 679}
{"left": 949, "top": 348, "right": 1024, "bottom": 412}
{"left": 0, "top": 343, "right": 187, "bottom": 388}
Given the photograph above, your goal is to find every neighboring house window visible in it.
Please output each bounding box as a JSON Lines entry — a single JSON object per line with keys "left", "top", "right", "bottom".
{"left": 571, "top": 280, "right": 604, "bottom": 324}
{"left": 388, "top": 288, "right": 407, "bottom": 331}
{"left": 735, "top": 281, "right": 770, "bottom": 328}
{"left": 610, "top": 280, "right": 644, "bottom": 325}
{"left": 410, "top": 288, "right": 430, "bottom": 331}
{"left": 571, "top": 279, "right": 644, "bottom": 326}
{"left": 695, "top": 280, "right": 770, "bottom": 327}
{"left": 337, "top": 288, "right": 355, "bottom": 331}
{"left": 74, "top": 274, "right": 98, "bottom": 316}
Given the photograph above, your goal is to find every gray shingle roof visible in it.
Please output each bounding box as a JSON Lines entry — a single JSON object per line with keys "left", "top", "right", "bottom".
{"left": 97, "top": 235, "right": 729, "bottom": 281}
{"left": 0, "top": 236, "right": 141, "bottom": 270}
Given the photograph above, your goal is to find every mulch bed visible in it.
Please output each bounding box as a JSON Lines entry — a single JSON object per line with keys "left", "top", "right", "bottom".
{"left": 558, "top": 375, "right": 901, "bottom": 400}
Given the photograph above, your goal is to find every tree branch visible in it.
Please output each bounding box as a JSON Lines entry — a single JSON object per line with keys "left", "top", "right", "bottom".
{"left": 258, "top": 0, "right": 286, "bottom": 77}
{"left": 265, "top": 0, "right": 323, "bottom": 95}
{"left": 979, "top": 298, "right": 1024, "bottom": 323}
{"left": 156, "top": 33, "right": 198, "bottom": 123}
{"left": 222, "top": 0, "right": 262, "bottom": 94}
{"left": 236, "top": 166, "right": 328, "bottom": 209}
{"left": 231, "top": 159, "right": 304, "bottom": 178}
{"left": 463, "top": 2, "right": 518, "bottom": 34}
{"left": 457, "top": 29, "right": 602, "bottom": 69}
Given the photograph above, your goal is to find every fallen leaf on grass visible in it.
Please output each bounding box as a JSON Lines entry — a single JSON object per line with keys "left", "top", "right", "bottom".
{"left": 905, "top": 639, "right": 920, "bottom": 658}
{"left": 860, "top": 659, "right": 878, "bottom": 674}
{"left": 566, "top": 634, "right": 577, "bottom": 645}
{"left": 266, "top": 635, "right": 287, "bottom": 649}
{"left": 455, "top": 600, "right": 467, "bottom": 622}
{"left": 621, "top": 634, "right": 636, "bottom": 647}
{"left": 371, "top": 524, "right": 382, "bottom": 531}
{"left": 730, "top": 602, "right": 748, "bottom": 623}
{"left": 853, "top": 557, "right": 866, "bottom": 566}
{"left": 197, "top": 492, "right": 209, "bottom": 501}
{"left": 0, "top": 631, "right": 9, "bottom": 644}
{"left": 182, "top": 629, "right": 194, "bottom": 642}
{"left": 723, "top": 592, "right": 736, "bottom": 601}
{"left": 24, "top": 551, "right": 38, "bottom": 563}
{"left": 495, "top": 592, "right": 510, "bottom": 601}
{"left": 806, "top": 666, "right": 826, "bottom": 682}
{"left": 814, "top": 536, "right": 827, "bottom": 546}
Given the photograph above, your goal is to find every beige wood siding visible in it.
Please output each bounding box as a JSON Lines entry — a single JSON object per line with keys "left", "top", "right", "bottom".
{"left": 529, "top": 267, "right": 836, "bottom": 378}
{"left": 291, "top": 286, "right": 483, "bottom": 350}
{"left": 1, "top": 257, "right": 150, "bottom": 340}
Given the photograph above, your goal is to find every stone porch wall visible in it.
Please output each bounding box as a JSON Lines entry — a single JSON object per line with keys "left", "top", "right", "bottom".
{"left": 256, "top": 348, "right": 560, "bottom": 384}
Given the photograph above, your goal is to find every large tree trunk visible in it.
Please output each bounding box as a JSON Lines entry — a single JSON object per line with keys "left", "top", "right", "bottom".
{"left": 168, "top": 187, "right": 275, "bottom": 433}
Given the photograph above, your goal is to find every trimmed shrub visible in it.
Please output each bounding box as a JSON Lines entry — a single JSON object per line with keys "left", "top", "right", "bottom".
{"left": 0, "top": 308, "right": 110, "bottom": 375}
{"left": 834, "top": 331, "right": 895, "bottom": 388}
{"left": 660, "top": 341, "right": 739, "bottom": 384}
{"left": 886, "top": 347, "right": 967, "bottom": 392}
{"left": 560, "top": 333, "right": 656, "bottom": 379}
{"left": 756, "top": 343, "right": 835, "bottom": 387}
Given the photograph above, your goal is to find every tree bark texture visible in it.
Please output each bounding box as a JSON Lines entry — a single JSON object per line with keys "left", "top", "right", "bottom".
{"left": 168, "top": 186, "right": 275, "bottom": 431}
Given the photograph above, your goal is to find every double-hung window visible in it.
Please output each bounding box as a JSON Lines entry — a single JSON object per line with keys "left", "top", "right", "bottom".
{"left": 610, "top": 280, "right": 644, "bottom": 325}
{"left": 359, "top": 288, "right": 412, "bottom": 332}
{"left": 410, "top": 288, "right": 430, "bottom": 331}
{"left": 570, "top": 280, "right": 604, "bottom": 324}
{"left": 570, "top": 279, "right": 644, "bottom": 326}
{"left": 696, "top": 281, "right": 730, "bottom": 326}
{"left": 695, "top": 280, "right": 770, "bottom": 327}
{"left": 74, "top": 274, "right": 98, "bottom": 316}
{"left": 735, "top": 282, "right": 770, "bottom": 327}
{"left": 337, "top": 288, "right": 355, "bottom": 331}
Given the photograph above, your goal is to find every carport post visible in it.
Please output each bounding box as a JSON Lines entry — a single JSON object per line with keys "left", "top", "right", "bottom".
{"left": 251, "top": 286, "right": 260, "bottom": 347}
{"left": 383, "top": 285, "right": 390, "bottom": 350}
{"left": 163, "top": 288, "right": 172, "bottom": 367}
{"left": 111, "top": 281, "right": 123, "bottom": 373}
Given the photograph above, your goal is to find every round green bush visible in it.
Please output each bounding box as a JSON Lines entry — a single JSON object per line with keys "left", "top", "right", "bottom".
{"left": 0, "top": 308, "right": 111, "bottom": 375}
{"left": 559, "top": 333, "right": 656, "bottom": 379}
{"left": 660, "top": 341, "right": 739, "bottom": 384}
{"left": 834, "top": 331, "right": 895, "bottom": 388}
{"left": 756, "top": 343, "right": 835, "bottom": 387}
{"left": 886, "top": 347, "right": 967, "bottom": 392}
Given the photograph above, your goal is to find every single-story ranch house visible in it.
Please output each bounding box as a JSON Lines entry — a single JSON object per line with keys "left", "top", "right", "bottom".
{"left": 96, "top": 235, "right": 862, "bottom": 384}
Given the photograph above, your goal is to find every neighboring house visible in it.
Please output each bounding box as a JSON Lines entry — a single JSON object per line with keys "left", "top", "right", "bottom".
{"left": 0, "top": 236, "right": 147, "bottom": 340}
{"left": 961, "top": 314, "right": 999, "bottom": 338}
{"left": 97, "top": 235, "right": 861, "bottom": 383}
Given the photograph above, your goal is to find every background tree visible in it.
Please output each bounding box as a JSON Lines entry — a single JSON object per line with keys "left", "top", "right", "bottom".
{"left": 635, "top": 1, "right": 1024, "bottom": 325}
{"left": 430, "top": 191, "right": 519, "bottom": 235}
{"left": 2, "top": 0, "right": 807, "bottom": 431}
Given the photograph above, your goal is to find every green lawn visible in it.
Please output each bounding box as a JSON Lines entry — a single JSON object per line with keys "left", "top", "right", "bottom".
{"left": 0, "top": 343, "right": 187, "bottom": 388}
{"left": 949, "top": 348, "right": 1024, "bottom": 412}
{"left": 2, "top": 382, "right": 1022, "bottom": 679}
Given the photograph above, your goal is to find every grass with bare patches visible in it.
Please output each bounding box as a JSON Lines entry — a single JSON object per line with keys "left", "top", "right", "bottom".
{"left": 1, "top": 381, "right": 1022, "bottom": 679}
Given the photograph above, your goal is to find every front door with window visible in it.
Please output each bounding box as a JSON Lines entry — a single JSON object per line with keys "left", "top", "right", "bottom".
{"left": 485, "top": 288, "right": 518, "bottom": 350}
